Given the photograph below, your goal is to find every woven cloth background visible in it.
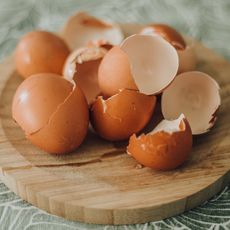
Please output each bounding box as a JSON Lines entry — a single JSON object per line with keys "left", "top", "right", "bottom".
{"left": 0, "top": 0, "right": 229, "bottom": 229}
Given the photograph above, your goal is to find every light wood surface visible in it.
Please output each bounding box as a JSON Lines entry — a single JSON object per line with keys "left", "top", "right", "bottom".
{"left": 0, "top": 24, "right": 230, "bottom": 225}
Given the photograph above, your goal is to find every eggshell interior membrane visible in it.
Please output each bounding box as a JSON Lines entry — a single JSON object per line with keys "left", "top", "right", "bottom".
{"left": 90, "top": 89, "right": 156, "bottom": 141}
{"left": 12, "top": 73, "right": 73, "bottom": 134}
{"left": 61, "top": 12, "right": 124, "bottom": 50}
{"left": 140, "top": 27, "right": 197, "bottom": 73}
{"left": 177, "top": 39, "right": 197, "bottom": 73}
{"left": 127, "top": 114, "right": 192, "bottom": 170}
{"left": 63, "top": 46, "right": 108, "bottom": 104}
{"left": 161, "top": 71, "right": 221, "bottom": 135}
{"left": 120, "top": 34, "right": 179, "bottom": 95}
{"left": 98, "top": 46, "right": 138, "bottom": 97}
{"left": 151, "top": 113, "right": 186, "bottom": 134}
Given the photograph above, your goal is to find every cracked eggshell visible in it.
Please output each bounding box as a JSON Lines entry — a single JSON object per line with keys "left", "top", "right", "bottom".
{"left": 120, "top": 35, "right": 179, "bottom": 95}
{"left": 61, "top": 12, "right": 124, "bottom": 50}
{"left": 161, "top": 71, "right": 221, "bottom": 135}
{"left": 140, "top": 25, "right": 197, "bottom": 73}
{"left": 127, "top": 114, "right": 192, "bottom": 170}
{"left": 12, "top": 73, "right": 89, "bottom": 154}
{"left": 98, "top": 46, "right": 138, "bottom": 97}
{"left": 15, "top": 31, "right": 70, "bottom": 79}
{"left": 90, "top": 89, "right": 156, "bottom": 141}
{"left": 63, "top": 46, "right": 108, "bottom": 104}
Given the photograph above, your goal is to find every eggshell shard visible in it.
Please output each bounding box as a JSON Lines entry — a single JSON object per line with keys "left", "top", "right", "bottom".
{"left": 90, "top": 89, "right": 157, "bottom": 141}
{"left": 140, "top": 24, "right": 186, "bottom": 50}
{"left": 177, "top": 39, "right": 197, "bottom": 73}
{"left": 61, "top": 12, "right": 124, "bottom": 50}
{"left": 127, "top": 114, "right": 193, "bottom": 170}
{"left": 63, "top": 45, "right": 108, "bottom": 104}
{"left": 120, "top": 35, "right": 179, "bottom": 95}
{"left": 161, "top": 71, "right": 221, "bottom": 135}
{"left": 12, "top": 74, "right": 89, "bottom": 154}
{"left": 15, "top": 31, "right": 70, "bottom": 79}
{"left": 140, "top": 25, "right": 197, "bottom": 73}
{"left": 98, "top": 46, "right": 138, "bottom": 97}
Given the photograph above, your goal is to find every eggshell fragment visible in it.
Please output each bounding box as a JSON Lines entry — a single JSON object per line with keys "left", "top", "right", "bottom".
{"left": 98, "top": 46, "right": 138, "bottom": 97}
{"left": 120, "top": 35, "right": 179, "bottom": 95}
{"left": 177, "top": 39, "right": 197, "bottom": 73}
{"left": 15, "top": 31, "right": 70, "bottom": 79}
{"left": 90, "top": 89, "right": 156, "bottom": 141}
{"left": 140, "top": 24, "right": 186, "bottom": 50}
{"left": 127, "top": 114, "right": 192, "bottom": 170}
{"left": 61, "top": 12, "right": 124, "bottom": 50}
{"left": 12, "top": 73, "right": 89, "bottom": 154}
{"left": 161, "top": 71, "right": 221, "bottom": 135}
{"left": 140, "top": 25, "right": 197, "bottom": 73}
{"left": 63, "top": 46, "right": 108, "bottom": 104}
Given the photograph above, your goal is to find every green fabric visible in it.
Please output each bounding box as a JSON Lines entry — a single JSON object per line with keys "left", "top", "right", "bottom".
{"left": 0, "top": 0, "right": 229, "bottom": 229}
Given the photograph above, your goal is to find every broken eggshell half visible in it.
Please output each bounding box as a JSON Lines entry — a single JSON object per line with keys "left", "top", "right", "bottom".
{"left": 127, "top": 114, "right": 192, "bottom": 170}
{"left": 98, "top": 34, "right": 179, "bottom": 97}
{"left": 12, "top": 73, "right": 89, "bottom": 154}
{"left": 63, "top": 45, "right": 109, "bottom": 104}
{"left": 140, "top": 25, "right": 197, "bottom": 73}
{"left": 161, "top": 71, "right": 221, "bottom": 135}
{"left": 90, "top": 89, "right": 157, "bottom": 141}
{"left": 61, "top": 11, "right": 124, "bottom": 50}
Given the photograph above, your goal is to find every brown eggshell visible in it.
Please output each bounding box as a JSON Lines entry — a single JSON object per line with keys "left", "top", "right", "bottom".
{"left": 90, "top": 89, "right": 156, "bottom": 141}
{"left": 140, "top": 24, "right": 186, "bottom": 50}
{"left": 161, "top": 71, "right": 221, "bottom": 134}
{"left": 177, "top": 39, "right": 197, "bottom": 73}
{"left": 127, "top": 114, "right": 192, "bottom": 170}
{"left": 63, "top": 46, "right": 108, "bottom": 104}
{"left": 12, "top": 74, "right": 89, "bottom": 154}
{"left": 15, "top": 31, "right": 70, "bottom": 79}
{"left": 28, "top": 84, "right": 89, "bottom": 154}
{"left": 61, "top": 12, "right": 124, "bottom": 50}
{"left": 98, "top": 46, "right": 138, "bottom": 97}
{"left": 12, "top": 73, "right": 72, "bottom": 134}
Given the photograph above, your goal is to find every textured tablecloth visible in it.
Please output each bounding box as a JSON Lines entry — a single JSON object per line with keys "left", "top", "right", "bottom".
{"left": 0, "top": 0, "right": 229, "bottom": 229}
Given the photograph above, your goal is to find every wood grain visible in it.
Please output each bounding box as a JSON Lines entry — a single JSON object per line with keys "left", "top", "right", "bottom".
{"left": 0, "top": 24, "right": 230, "bottom": 225}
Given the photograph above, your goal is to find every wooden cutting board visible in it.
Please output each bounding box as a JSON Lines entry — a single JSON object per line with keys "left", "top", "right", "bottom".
{"left": 0, "top": 24, "right": 230, "bottom": 225}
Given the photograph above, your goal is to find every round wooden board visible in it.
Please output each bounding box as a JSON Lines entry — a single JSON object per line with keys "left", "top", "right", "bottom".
{"left": 0, "top": 24, "right": 230, "bottom": 225}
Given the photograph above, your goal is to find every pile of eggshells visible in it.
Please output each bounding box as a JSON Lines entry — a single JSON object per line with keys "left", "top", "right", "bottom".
{"left": 12, "top": 12, "right": 221, "bottom": 170}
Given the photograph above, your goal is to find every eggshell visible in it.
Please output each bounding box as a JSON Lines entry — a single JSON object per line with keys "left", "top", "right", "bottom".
{"left": 140, "top": 25, "right": 197, "bottom": 73}
{"left": 87, "top": 40, "right": 113, "bottom": 50}
{"left": 12, "top": 73, "right": 72, "bottom": 134}
{"left": 61, "top": 12, "right": 124, "bottom": 50}
{"left": 12, "top": 73, "right": 89, "bottom": 154}
{"left": 161, "top": 71, "right": 221, "bottom": 135}
{"left": 98, "top": 46, "right": 138, "bottom": 97}
{"left": 177, "top": 39, "right": 197, "bottom": 73}
{"left": 63, "top": 45, "right": 108, "bottom": 104}
{"left": 120, "top": 35, "right": 179, "bottom": 95}
{"left": 90, "top": 89, "right": 156, "bottom": 141}
{"left": 140, "top": 24, "right": 186, "bottom": 50}
{"left": 127, "top": 114, "right": 192, "bottom": 170}
{"left": 15, "top": 31, "right": 70, "bottom": 79}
